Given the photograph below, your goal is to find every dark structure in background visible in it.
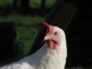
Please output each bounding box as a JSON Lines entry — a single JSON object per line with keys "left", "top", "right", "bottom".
{"left": 30, "top": 0, "right": 92, "bottom": 68}
{"left": 0, "top": 22, "right": 16, "bottom": 62}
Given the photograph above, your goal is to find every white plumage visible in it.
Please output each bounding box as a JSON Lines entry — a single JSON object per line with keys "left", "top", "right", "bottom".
{"left": 0, "top": 22, "right": 67, "bottom": 69}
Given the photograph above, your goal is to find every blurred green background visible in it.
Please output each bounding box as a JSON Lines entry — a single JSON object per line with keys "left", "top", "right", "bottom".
{"left": 0, "top": 0, "right": 56, "bottom": 65}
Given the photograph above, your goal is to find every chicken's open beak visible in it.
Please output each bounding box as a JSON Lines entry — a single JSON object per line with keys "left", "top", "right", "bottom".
{"left": 44, "top": 36, "right": 51, "bottom": 41}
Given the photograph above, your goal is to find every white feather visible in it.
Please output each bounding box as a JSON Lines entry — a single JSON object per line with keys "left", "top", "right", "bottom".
{"left": 0, "top": 26, "right": 67, "bottom": 69}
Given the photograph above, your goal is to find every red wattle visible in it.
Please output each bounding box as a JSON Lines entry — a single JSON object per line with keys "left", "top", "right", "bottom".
{"left": 46, "top": 40, "right": 57, "bottom": 49}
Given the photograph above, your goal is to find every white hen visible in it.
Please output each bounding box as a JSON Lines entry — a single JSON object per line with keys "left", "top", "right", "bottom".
{"left": 0, "top": 22, "right": 67, "bottom": 69}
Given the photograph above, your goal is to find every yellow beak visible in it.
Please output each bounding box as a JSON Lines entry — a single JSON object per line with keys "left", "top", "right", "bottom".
{"left": 44, "top": 36, "right": 51, "bottom": 41}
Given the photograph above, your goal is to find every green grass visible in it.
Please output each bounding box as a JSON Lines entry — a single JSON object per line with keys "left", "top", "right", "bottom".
{"left": 0, "top": 15, "right": 44, "bottom": 26}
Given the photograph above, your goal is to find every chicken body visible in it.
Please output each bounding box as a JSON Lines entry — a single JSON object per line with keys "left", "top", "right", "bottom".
{"left": 0, "top": 24, "right": 67, "bottom": 69}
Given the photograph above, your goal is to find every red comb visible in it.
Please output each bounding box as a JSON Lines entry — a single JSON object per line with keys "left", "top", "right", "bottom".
{"left": 43, "top": 22, "right": 53, "bottom": 35}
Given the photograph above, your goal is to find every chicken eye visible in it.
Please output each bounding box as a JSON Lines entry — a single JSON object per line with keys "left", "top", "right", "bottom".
{"left": 54, "top": 32, "right": 57, "bottom": 35}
